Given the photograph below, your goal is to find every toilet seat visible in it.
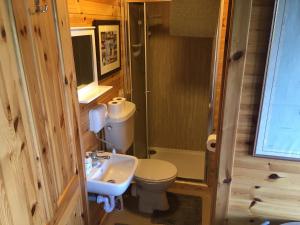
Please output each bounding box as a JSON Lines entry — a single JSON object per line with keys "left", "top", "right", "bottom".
{"left": 134, "top": 159, "right": 177, "bottom": 183}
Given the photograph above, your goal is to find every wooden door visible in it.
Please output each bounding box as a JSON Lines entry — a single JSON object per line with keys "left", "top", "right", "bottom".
{"left": 0, "top": 0, "right": 88, "bottom": 225}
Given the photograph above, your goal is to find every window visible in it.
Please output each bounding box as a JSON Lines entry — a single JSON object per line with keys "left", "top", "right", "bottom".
{"left": 254, "top": 0, "right": 300, "bottom": 160}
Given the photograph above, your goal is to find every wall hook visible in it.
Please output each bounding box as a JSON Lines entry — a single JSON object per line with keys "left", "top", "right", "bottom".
{"left": 30, "top": 0, "right": 48, "bottom": 14}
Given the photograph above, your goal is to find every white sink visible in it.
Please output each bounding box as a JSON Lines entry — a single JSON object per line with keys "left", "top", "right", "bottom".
{"left": 86, "top": 152, "right": 138, "bottom": 196}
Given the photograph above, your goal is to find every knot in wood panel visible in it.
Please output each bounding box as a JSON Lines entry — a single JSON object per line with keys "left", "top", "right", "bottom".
{"left": 231, "top": 50, "right": 244, "bottom": 61}
{"left": 13, "top": 116, "right": 19, "bottom": 132}
{"left": 6, "top": 105, "right": 12, "bottom": 121}
{"left": 64, "top": 76, "right": 68, "bottom": 85}
{"left": 268, "top": 173, "right": 283, "bottom": 180}
{"left": 249, "top": 198, "right": 262, "bottom": 209}
{"left": 31, "top": 202, "right": 37, "bottom": 216}
{"left": 1, "top": 25, "right": 6, "bottom": 41}
{"left": 223, "top": 177, "right": 232, "bottom": 184}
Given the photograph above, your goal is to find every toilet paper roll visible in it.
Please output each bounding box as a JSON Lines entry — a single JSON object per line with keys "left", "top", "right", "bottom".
{"left": 207, "top": 134, "right": 217, "bottom": 152}
{"left": 113, "top": 97, "right": 127, "bottom": 111}
{"left": 108, "top": 100, "right": 124, "bottom": 117}
{"left": 113, "top": 97, "right": 126, "bottom": 102}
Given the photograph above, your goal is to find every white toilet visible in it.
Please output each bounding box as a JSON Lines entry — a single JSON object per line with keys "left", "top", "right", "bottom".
{"left": 105, "top": 100, "right": 177, "bottom": 213}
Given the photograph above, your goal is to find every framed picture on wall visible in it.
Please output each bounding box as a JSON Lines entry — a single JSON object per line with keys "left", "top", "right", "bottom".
{"left": 92, "top": 20, "right": 121, "bottom": 80}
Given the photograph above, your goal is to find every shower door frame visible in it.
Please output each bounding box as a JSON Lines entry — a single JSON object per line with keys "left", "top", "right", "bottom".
{"left": 125, "top": 1, "right": 232, "bottom": 224}
{"left": 127, "top": 0, "right": 218, "bottom": 181}
{"left": 127, "top": 2, "right": 149, "bottom": 158}
{"left": 143, "top": 3, "right": 150, "bottom": 158}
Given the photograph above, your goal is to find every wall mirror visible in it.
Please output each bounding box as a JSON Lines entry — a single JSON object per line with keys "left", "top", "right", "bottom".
{"left": 71, "top": 27, "right": 112, "bottom": 104}
{"left": 71, "top": 27, "right": 98, "bottom": 91}
{"left": 254, "top": 0, "right": 300, "bottom": 160}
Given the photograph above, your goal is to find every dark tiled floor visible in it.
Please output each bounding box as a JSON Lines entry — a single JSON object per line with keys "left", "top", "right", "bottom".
{"left": 151, "top": 193, "right": 202, "bottom": 225}
{"left": 103, "top": 192, "right": 202, "bottom": 225}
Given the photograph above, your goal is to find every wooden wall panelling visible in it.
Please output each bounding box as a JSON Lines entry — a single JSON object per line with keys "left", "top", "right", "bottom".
{"left": 68, "top": 0, "right": 121, "bottom": 24}
{"left": 67, "top": 0, "right": 126, "bottom": 153}
{"left": 227, "top": 0, "right": 300, "bottom": 224}
{"left": 127, "top": 0, "right": 171, "bottom": 2}
{"left": 121, "top": 0, "right": 132, "bottom": 99}
{"left": 214, "top": 0, "right": 253, "bottom": 224}
{"left": 67, "top": 1, "right": 127, "bottom": 224}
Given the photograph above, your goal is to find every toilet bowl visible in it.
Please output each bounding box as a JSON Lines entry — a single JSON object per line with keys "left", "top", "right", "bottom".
{"left": 104, "top": 99, "right": 177, "bottom": 213}
{"left": 134, "top": 159, "right": 177, "bottom": 214}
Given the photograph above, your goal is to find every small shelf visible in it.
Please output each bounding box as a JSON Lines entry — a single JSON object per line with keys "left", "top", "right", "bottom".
{"left": 78, "top": 85, "right": 112, "bottom": 104}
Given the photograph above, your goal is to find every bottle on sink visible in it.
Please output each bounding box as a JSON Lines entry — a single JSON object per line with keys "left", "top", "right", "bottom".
{"left": 85, "top": 156, "right": 92, "bottom": 175}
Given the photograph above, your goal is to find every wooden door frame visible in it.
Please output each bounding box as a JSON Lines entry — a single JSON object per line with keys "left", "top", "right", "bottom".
{"left": 213, "top": 0, "right": 254, "bottom": 224}
{"left": 53, "top": 0, "right": 89, "bottom": 223}
{"left": 167, "top": 1, "right": 233, "bottom": 224}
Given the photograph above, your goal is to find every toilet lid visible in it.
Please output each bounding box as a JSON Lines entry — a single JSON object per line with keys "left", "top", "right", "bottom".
{"left": 134, "top": 159, "right": 177, "bottom": 182}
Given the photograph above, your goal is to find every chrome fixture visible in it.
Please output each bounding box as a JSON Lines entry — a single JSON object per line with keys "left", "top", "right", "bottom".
{"left": 30, "top": 0, "right": 48, "bottom": 14}
{"left": 96, "top": 134, "right": 117, "bottom": 154}
{"left": 88, "top": 151, "right": 110, "bottom": 161}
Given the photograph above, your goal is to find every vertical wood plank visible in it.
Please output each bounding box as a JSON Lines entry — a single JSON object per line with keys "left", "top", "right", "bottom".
{"left": 53, "top": 0, "right": 89, "bottom": 223}
{"left": 215, "top": 0, "right": 253, "bottom": 224}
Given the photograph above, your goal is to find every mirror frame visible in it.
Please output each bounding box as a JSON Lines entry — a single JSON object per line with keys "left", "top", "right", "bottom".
{"left": 71, "top": 26, "right": 99, "bottom": 96}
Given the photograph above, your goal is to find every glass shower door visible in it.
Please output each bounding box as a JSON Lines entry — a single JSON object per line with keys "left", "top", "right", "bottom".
{"left": 128, "top": 3, "right": 148, "bottom": 159}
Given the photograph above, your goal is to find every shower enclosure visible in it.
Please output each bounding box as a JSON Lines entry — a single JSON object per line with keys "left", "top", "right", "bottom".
{"left": 126, "top": 1, "right": 217, "bottom": 182}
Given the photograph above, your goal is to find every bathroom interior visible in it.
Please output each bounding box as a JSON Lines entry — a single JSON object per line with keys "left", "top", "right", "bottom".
{"left": 1, "top": 0, "right": 300, "bottom": 225}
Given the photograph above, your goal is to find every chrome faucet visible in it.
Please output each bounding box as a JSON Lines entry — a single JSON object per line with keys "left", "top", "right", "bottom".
{"left": 90, "top": 151, "right": 110, "bottom": 160}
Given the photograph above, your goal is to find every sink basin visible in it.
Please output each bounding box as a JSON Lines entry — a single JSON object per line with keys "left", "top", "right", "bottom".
{"left": 86, "top": 152, "right": 138, "bottom": 196}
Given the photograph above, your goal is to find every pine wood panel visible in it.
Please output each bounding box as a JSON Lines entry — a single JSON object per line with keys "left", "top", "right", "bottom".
{"left": 1, "top": 0, "right": 86, "bottom": 224}
{"left": 225, "top": 0, "right": 300, "bottom": 224}
{"left": 67, "top": 0, "right": 125, "bottom": 154}
{"left": 214, "top": 0, "right": 229, "bottom": 131}
{"left": 67, "top": 1, "right": 126, "bottom": 224}
{"left": 13, "top": 0, "right": 77, "bottom": 198}
{"left": 55, "top": 0, "right": 90, "bottom": 222}
{"left": 68, "top": 0, "right": 121, "bottom": 21}
{"left": 215, "top": 0, "right": 253, "bottom": 224}
{"left": 127, "top": 0, "right": 171, "bottom": 2}
{"left": 147, "top": 2, "right": 212, "bottom": 151}
{"left": 0, "top": 2, "right": 48, "bottom": 224}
